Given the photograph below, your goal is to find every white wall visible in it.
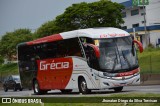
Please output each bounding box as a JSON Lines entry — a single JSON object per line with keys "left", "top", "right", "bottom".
{"left": 122, "top": 7, "right": 144, "bottom": 29}
{"left": 122, "top": 0, "right": 160, "bottom": 28}
{"left": 149, "top": 31, "right": 160, "bottom": 46}
{"left": 121, "top": 0, "right": 160, "bottom": 48}
{"left": 146, "top": 0, "right": 160, "bottom": 26}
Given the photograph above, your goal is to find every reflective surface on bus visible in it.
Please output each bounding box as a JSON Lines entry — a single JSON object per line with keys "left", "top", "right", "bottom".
{"left": 98, "top": 36, "right": 138, "bottom": 73}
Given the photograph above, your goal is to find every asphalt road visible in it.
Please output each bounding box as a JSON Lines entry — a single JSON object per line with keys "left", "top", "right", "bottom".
{"left": 0, "top": 85, "right": 160, "bottom": 97}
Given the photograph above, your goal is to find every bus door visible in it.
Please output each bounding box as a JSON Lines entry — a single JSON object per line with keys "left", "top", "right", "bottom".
{"left": 80, "top": 38, "right": 100, "bottom": 86}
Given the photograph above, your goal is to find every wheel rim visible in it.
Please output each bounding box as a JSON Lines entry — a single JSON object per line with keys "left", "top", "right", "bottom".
{"left": 81, "top": 81, "right": 86, "bottom": 92}
{"left": 34, "top": 82, "right": 39, "bottom": 93}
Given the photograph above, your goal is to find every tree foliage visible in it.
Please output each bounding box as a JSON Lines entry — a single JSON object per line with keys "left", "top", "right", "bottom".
{"left": 55, "top": 0, "right": 124, "bottom": 31}
{"left": 36, "top": 0, "right": 124, "bottom": 37}
{"left": 0, "top": 29, "right": 33, "bottom": 60}
{"left": 0, "top": 55, "right": 4, "bottom": 65}
{"left": 35, "top": 20, "right": 62, "bottom": 38}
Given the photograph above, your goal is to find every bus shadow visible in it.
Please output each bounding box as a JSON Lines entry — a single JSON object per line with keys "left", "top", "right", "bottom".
{"left": 32, "top": 90, "right": 135, "bottom": 96}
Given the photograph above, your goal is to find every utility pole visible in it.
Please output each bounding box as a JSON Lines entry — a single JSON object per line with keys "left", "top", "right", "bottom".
{"left": 142, "top": 0, "right": 148, "bottom": 47}
{"left": 132, "top": 0, "right": 149, "bottom": 48}
{"left": 133, "top": 28, "right": 136, "bottom": 39}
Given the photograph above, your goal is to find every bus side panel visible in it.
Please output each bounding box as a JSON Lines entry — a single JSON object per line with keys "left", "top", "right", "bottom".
{"left": 65, "top": 57, "right": 100, "bottom": 90}
{"left": 36, "top": 58, "right": 73, "bottom": 90}
{"left": 65, "top": 72, "right": 97, "bottom": 90}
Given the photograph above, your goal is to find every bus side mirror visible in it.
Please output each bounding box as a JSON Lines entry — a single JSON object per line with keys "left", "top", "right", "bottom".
{"left": 133, "top": 40, "right": 143, "bottom": 53}
{"left": 86, "top": 43, "right": 100, "bottom": 58}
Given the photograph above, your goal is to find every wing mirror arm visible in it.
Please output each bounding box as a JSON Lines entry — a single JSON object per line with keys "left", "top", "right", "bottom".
{"left": 85, "top": 43, "right": 100, "bottom": 58}
{"left": 133, "top": 40, "right": 143, "bottom": 53}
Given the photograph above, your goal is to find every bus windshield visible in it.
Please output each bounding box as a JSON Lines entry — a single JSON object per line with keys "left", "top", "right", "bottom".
{"left": 97, "top": 36, "right": 138, "bottom": 73}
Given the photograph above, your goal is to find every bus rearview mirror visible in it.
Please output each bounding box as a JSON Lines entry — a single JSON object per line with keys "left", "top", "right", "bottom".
{"left": 133, "top": 40, "right": 143, "bottom": 53}
{"left": 87, "top": 43, "right": 100, "bottom": 58}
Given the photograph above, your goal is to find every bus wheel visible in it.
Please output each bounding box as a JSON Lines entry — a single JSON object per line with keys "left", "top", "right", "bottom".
{"left": 78, "top": 78, "right": 91, "bottom": 94}
{"left": 19, "top": 87, "right": 23, "bottom": 91}
{"left": 33, "top": 80, "right": 46, "bottom": 95}
{"left": 60, "top": 89, "right": 72, "bottom": 94}
{"left": 113, "top": 86, "right": 123, "bottom": 92}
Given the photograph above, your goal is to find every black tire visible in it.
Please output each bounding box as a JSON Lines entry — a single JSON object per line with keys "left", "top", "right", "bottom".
{"left": 33, "top": 80, "right": 47, "bottom": 95}
{"left": 113, "top": 86, "right": 123, "bottom": 92}
{"left": 60, "top": 89, "right": 72, "bottom": 94}
{"left": 78, "top": 78, "right": 91, "bottom": 94}
{"left": 19, "top": 88, "right": 23, "bottom": 91}
{"left": 13, "top": 84, "right": 17, "bottom": 91}
{"left": 3, "top": 85, "right": 8, "bottom": 92}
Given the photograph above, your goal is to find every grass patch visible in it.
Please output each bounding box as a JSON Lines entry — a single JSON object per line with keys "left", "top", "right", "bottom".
{"left": 0, "top": 93, "right": 159, "bottom": 106}
{"left": 109, "top": 93, "right": 160, "bottom": 97}
{"left": 44, "top": 103, "right": 160, "bottom": 106}
{"left": 138, "top": 48, "right": 160, "bottom": 73}
{"left": 39, "top": 93, "right": 160, "bottom": 106}
{"left": 0, "top": 63, "right": 19, "bottom": 77}
{"left": 37, "top": 93, "right": 160, "bottom": 106}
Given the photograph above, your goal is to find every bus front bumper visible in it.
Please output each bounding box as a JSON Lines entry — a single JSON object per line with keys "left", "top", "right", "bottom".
{"left": 99, "top": 73, "right": 140, "bottom": 89}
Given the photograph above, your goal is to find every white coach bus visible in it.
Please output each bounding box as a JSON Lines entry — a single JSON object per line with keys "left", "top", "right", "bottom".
{"left": 17, "top": 27, "right": 143, "bottom": 94}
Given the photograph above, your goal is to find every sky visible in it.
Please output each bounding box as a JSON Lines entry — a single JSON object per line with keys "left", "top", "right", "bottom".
{"left": 0, "top": 0, "right": 127, "bottom": 36}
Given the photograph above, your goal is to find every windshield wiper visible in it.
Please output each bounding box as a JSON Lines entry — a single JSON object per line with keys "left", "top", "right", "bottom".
{"left": 111, "top": 58, "right": 117, "bottom": 72}
{"left": 122, "top": 51, "right": 131, "bottom": 69}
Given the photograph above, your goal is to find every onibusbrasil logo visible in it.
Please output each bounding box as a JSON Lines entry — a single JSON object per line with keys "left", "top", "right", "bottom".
{"left": 1, "top": 98, "right": 42, "bottom": 104}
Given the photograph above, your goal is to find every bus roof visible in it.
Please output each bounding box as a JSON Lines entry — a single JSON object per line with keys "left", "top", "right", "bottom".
{"left": 26, "top": 27, "right": 130, "bottom": 45}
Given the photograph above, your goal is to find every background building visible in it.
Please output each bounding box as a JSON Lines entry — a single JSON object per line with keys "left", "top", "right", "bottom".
{"left": 121, "top": 0, "right": 160, "bottom": 48}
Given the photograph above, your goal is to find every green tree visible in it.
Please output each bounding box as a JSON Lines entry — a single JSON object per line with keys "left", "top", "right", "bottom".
{"left": 36, "top": 0, "right": 124, "bottom": 37}
{"left": 35, "top": 20, "right": 62, "bottom": 38}
{"left": 55, "top": 0, "right": 124, "bottom": 31}
{"left": 0, "top": 55, "right": 4, "bottom": 65}
{"left": 0, "top": 29, "right": 33, "bottom": 60}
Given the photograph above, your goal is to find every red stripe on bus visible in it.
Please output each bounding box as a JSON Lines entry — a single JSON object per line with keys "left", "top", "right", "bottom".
{"left": 116, "top": 68, "right": 139, "bottom": 77}
{"left": 36, "top": 58, "right": 73, "bottom": 90}
{"left": 26, "top": 34, "right": 63, "bottom": 45}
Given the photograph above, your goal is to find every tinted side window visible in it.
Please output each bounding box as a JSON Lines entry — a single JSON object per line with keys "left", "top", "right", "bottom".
{"left": 84, "top": 45, "right": 99, "bottom": 70}
{"left": 66, "top": 38, "right": 82, "bottom": 57}
{"left": 18, "top": 38, "right": 83, "bottom": 69}
{"left": 80, "top": 37, "right": 94, "bottom": 44}
{"left": 18, "top": 46, "right": 37, "bottom": 71}
{"left": 80, "top": 37, "right": 99, "bottom": 69}
{"left": 40, "top": 42, "right": 58, "bottom": 59}
{"left": 41, "top": 38, "right": 83, "bottom": 58}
